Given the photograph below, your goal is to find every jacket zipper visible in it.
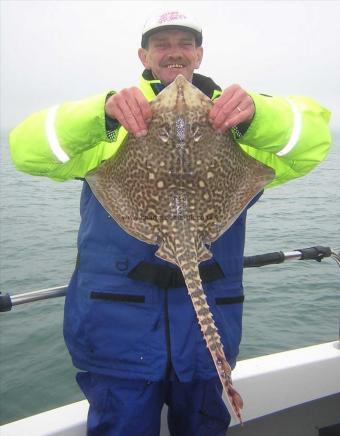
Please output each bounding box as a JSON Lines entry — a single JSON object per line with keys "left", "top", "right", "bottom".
{"left": 164, "top": 287, "right": 172, "bottom": 379}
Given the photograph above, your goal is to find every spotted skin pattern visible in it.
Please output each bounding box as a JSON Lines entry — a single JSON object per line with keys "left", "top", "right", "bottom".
{"left": 86, "top": 75, "right": 275, "bottom": 423}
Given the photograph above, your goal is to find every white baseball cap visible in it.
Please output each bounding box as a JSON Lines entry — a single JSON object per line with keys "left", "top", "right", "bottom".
{"left": 141, "top": 10, "right": 203, "bottom": 48}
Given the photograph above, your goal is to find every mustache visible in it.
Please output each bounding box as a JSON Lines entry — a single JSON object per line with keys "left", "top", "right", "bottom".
{"left": 161, "top": 57, "right": 187, "bottom": 67}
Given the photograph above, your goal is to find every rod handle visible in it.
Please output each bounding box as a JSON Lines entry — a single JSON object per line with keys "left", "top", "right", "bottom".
{"left": 0, "top": 293, "right": 12, "bottom": 312}
{"left": 295, "top": 246, "right": 332, "bottom": 261}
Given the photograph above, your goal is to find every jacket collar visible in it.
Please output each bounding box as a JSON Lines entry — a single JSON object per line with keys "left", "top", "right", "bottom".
{"left": 139, "top": 69, "right": 221, "bottom": 100}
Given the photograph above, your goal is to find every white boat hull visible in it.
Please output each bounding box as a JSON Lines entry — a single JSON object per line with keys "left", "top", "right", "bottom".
{"left": 1, "top": 341, "right": 339, "bottom": 435}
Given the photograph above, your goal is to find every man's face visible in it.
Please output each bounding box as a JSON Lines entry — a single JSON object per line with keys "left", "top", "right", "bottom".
{"left": 138, "top": 29, "right": 203, "bottom": 85}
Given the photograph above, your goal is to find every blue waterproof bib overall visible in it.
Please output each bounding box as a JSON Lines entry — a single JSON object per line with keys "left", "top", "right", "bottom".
{"left": 64, "top": 182, "right": 258, "bottom": 434}
{"left": 64, "top": 181, "right": 251, "bottom": 377}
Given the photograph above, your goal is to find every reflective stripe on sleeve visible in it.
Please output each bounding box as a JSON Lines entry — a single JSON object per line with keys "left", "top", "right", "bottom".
{"left": 45, "top": 105, "right": 70, "bottom": 163}
{"left": 276, "top": 99, "right": 302, "bottom": 157}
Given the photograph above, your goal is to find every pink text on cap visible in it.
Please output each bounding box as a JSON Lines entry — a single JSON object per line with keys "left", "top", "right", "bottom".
{"left": 158, "top": 11, "right": 188, "bottom": 24}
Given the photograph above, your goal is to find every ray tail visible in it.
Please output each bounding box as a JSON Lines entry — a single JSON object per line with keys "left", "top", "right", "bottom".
{"left": 175, "top": 242, "right": 244, "bottom": 424}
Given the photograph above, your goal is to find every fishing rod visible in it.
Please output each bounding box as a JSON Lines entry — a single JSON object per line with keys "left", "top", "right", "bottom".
{"left": 0, "top": 245, "right": 339, "bottom": 313}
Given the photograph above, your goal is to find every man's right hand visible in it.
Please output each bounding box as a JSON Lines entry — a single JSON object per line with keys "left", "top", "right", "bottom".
{"left": 105, "top": 87, "right": 152, "bottom": 137}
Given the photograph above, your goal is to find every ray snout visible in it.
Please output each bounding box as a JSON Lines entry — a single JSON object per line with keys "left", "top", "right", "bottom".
{"left": 155, "top": 74, "right": 207, "bottom": 114}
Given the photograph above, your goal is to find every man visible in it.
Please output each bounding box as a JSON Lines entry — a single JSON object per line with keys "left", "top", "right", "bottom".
{"left": 9, "top": 9, "right": 331, "bottom": 436}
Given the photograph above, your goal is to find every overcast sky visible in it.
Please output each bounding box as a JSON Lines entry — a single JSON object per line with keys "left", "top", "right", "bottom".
{"left": 1, "top": 0, "right": 340, "bottom": 133}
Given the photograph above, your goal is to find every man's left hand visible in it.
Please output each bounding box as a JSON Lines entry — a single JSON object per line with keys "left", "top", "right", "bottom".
{"left": 209, "top": 84, "right": 255, "bottom": 133}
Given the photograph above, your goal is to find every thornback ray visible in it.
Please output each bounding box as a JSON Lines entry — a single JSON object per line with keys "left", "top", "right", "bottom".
{"left": 86, "top": 75, "right": 275, "bottom": 423}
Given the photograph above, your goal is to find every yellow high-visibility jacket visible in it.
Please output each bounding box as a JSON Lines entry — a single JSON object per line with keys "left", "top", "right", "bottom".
{"left": 9, "top": 72, "right": 332, "bottom": 189}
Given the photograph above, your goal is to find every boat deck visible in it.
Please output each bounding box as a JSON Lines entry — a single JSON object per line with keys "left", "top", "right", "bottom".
{"left": 1, "top": 341, "right": 339, "bottom": 435}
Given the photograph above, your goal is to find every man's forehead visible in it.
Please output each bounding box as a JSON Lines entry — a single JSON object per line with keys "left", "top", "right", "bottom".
{"left": 149, "top": 28, "right": 196, "bottom": 42}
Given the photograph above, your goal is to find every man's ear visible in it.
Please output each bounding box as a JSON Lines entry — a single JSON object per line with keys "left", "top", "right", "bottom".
{"left": 138, "top": 48, "right": 149, "bottom": 69}
{"left": 195, "top": 46, "right": 203, "bottom": 69}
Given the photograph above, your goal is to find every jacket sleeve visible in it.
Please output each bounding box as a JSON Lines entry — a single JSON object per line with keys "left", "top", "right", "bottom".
{"left": 10, "top": 89, "right": 332, "bottom": 187}
{"left": 9, "top": 92, "right": 121, "bottom": 181}
{"left": 238, "top": 93, "right": 332, "bottom": 188}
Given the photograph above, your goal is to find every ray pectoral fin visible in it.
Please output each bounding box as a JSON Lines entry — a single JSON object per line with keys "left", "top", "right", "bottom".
{"left": 249, "top": 156, "right": 276, "bottom": 188}
{"left": 86, "top": 178, "right": 158, "bottom": 244}
{"left": 122, "top": 219, "right": 160, "bottom": 244}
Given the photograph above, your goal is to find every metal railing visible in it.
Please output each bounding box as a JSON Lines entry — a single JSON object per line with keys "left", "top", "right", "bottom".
{"left": 1, "top": 245, "right": 339, "bottom": 312}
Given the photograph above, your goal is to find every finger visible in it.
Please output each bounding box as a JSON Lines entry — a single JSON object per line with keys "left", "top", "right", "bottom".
{"left": 125, "top": 88, "right": 152, "bottom": 127}
{"left": 219, "top": 105, "right": 254, "bottom": 133}
{"left": 228, "top": 96, "right": 255, "bottom": 128}
{"left": 211, "top": 89, "right": 245, "bottom": 130}
{"left": 209, "top": 84, "right": 239, "bottom": 120}
{"left": 214, "top": 92, "right": 255, "bottom": 131}
{"left": 115, "top": 96, "right": 146, "bottom": 136}
{"left": 121, "top": 89, "right": 149, "bottom": 135}
{"left": 133, "top": 89, "right": 153, "bottom": 124}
